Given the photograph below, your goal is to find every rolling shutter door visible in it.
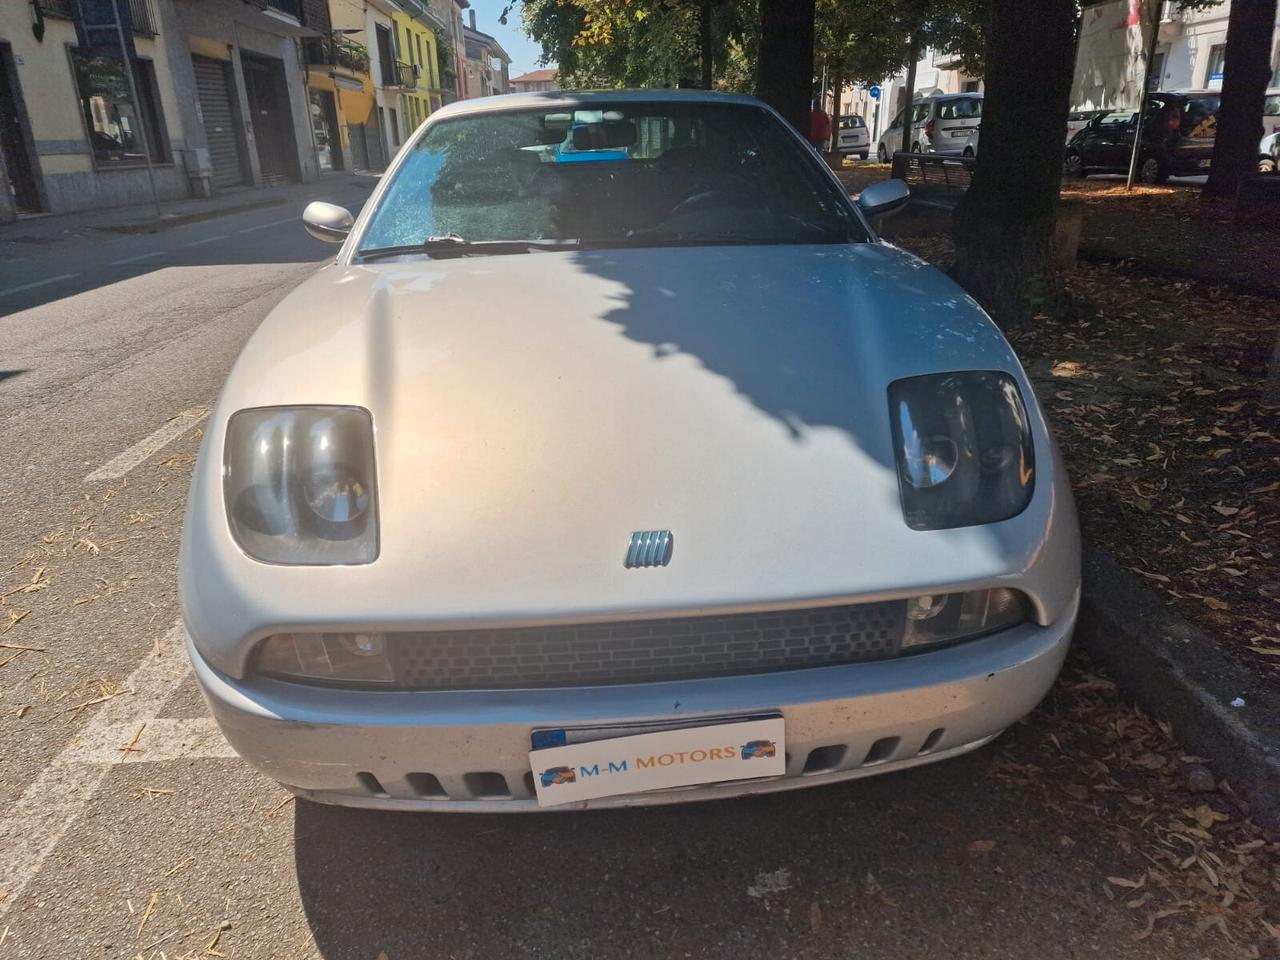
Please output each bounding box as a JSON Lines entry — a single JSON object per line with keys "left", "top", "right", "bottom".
{"left": 192, "top": 56, "right": 244, "bottom": 190}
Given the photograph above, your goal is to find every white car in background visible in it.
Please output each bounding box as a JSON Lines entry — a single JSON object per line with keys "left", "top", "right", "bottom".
{"left": 876, "top": 92, "right": 983, "bottom": 161}
{"left": 837, "top": 114, "right": 870, "bottom": 160}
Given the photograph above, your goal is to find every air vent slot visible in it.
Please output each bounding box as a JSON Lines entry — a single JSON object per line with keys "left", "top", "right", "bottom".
{"left": 918, "top": 728, "right": 946, "bottom": 755}
{"left": 356, "top": 772, "right": 388, "bottom": 797}
{"left": 863, "top": 737, "right": 900, "bottom": 765}
{"left": 406, "top": 772, "right": 447, "bottom": 798}
{"left": 803, "top": 745, "right": 847, "bottom": 775}
{"left": 464, "top": 772, "right": 510, "bottom": 798}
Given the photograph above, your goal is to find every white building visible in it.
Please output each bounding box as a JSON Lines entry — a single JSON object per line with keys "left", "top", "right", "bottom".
{"left": 1073, "top": 0, "right": 1280, "bottom": 112}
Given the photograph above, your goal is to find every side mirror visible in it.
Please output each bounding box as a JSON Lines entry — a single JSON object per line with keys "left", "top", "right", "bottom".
{"left": 857, "top": 179, "right": 910, "bottom": 218}
{"left": 302, "top": 201, "right": 354, "bottom": 243}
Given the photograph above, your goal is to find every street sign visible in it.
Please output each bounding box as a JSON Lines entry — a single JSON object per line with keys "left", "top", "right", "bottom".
{"left": 869, "top": 86, "right": 881, "bottom": 100}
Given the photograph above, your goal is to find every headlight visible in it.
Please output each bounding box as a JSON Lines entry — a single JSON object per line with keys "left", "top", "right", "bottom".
{"left": 223, "top": 406, "right": 378, "bottom": 564}
{"left": 255, "top": 632, "right": 394, "bottom": 684}
{"left": 901, "top": 588, "right": 1027, "bottom": 650}
{"left": 889, "top": 372, "right": 1034, "bottom": 530}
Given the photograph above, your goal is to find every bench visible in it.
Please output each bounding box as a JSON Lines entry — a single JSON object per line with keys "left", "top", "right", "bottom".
{"left": 889, "top": 151, "right": 977, "bottom": 210}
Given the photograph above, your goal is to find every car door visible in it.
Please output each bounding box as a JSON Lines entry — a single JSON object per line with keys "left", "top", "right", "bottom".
{"left": 1173, "top": 94, "right": 1219, "bottom": 173}
{"left": 1091, "top": 111, "right": 1137, "bottom": 170}
{"left": 881, "top": 108, "right": 904, "bottom": 153}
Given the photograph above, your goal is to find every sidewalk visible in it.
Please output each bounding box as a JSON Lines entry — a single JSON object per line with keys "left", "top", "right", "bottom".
{"left": 0, "top": 170, "right": 379, "bottom": 251}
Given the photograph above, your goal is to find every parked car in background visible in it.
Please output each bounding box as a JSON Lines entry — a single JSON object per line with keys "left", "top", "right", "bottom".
{"left": 837, "top": 114, "right": 870, "bottom": 160}
{"left": 876, "top": 93, "right": 983, "bottom": 161}
{"left": 1065, "top": 109, "right": 1109, "bottom": 144}
{"left": 181, "top": 89, "right": 1079, "bottom": 812}
{"left": 1262, "top": 131, "right": 1280, "bottom": 174}
{"left": 1064, "top": 90, "right": 1219, "bottom": 183}
{"left": 1260, "top": 89, "right": 1280, "bottom": 172}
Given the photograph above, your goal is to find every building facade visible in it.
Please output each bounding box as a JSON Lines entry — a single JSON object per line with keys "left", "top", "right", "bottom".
{"left": 391, "top": 1, "right": 445, "bottom": 136}
{"left": 0, "top": 0, "right": 340, "bottom": 222}
{"left": 462, "top": 11, "right": 509, "bottom": 98}
{"left": 1073, "top": 0, "right": 1280, "bottom": 113}
{"left": 426, "top": 0, "right": 469, "bottom": 101}
{"left": 1, "top": 0, "right": 196, "bottom": 217}
{"left": 509, "top": 68, "right": 558, "bottom": 93}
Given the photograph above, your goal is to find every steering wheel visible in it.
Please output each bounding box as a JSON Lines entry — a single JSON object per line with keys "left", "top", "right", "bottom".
{"left": 666, "top": 173, "right": 763, "bottom": 219}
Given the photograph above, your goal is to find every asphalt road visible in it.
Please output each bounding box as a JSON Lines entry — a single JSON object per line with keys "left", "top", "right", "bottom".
{"left": 0, "top": 184, "right": 1273, "bottom": 960}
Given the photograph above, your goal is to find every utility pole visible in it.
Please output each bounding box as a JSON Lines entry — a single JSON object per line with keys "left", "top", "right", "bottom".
{"left": 1125, "top": 0, "right": 1161, "bottom": 190}
{"left": 901, "top": 32, "right": 920, "bottom": 155}
{"left": 110, "top": 0, "right": 162, "bottom": 217}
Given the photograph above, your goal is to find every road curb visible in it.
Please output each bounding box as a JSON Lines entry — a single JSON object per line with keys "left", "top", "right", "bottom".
{"left": 92, "top": 197, "right": 300, "bottom": 235}
{"left": 1078, "top": 547, "right": 1280, "bottom": 829}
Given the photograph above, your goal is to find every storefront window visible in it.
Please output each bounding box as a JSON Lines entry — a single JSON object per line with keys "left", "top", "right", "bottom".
{"left": 70, "top": 50, "right": 170, "bottom": 166}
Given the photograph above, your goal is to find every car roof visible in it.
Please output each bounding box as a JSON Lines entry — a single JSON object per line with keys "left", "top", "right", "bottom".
{"left": 429, "top": 88, "right": 768, "bottom": 121}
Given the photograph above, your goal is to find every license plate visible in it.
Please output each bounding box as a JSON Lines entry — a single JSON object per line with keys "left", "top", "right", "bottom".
{"left": 529, "top": 716, "right": 786, "bottom": 807}
{"left": 1198, "top": 158, "right": 1211, "bottom": 168}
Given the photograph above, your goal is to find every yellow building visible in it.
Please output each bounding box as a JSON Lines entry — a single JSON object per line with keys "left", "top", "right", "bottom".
{"left": 391, "top": 3, "right": 444, "bottom": 137}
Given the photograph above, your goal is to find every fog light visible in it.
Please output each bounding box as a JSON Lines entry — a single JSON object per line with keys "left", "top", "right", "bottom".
{"left": 255, "top": 632, "right": 394, "bottom": 684}
{"left": 907, "top": 594, "right": 948, "bottom": 620}
{"left": 901, "top": 588, "right": 1026, "bottom": 650}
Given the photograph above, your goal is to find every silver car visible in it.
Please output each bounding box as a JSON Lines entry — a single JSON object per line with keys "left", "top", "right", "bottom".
{"left": 180, "top": 90, "right": 1079, "bottom": 812}
{"left": 876, "top": 92, "right": 984, "bottom": 161}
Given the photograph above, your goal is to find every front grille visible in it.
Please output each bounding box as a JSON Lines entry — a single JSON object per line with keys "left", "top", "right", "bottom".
{"left": 387, "top": 602, "right": 907, "bottom": 690}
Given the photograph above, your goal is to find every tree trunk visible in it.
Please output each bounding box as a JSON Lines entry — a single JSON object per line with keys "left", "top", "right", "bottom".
{"left": 901, "top": 33, "right": 920, "bottom": 155}
{"left": 699, "top": 0, "right": 714, "bottom": 89}
{"left": 1203, "top": 0, "right": 1277, "bottom": 198}
{"left": 756, "top": 0, "right": 817, "bottom": 133}
{"left": 951, "top": 0, "right": 1078, "bottom": 327}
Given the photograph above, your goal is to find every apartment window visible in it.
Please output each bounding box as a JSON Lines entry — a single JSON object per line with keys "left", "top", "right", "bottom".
{"left": 1149, "top": 50, "right": 1165, "bottom": 91}
{"left": 390, "top": 107, "right": 399, "bottom": 145}
{"left": 70, "top": 48, "right": 171, "bottom": 166}
{"left": 1205, "top": 43, "right": 1226, "bottom": 85}
{"left": 416, "top": 35, "right": 424, "bottom": 72}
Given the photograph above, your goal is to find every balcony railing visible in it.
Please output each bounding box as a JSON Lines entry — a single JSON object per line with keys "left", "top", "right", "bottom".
{"left": 382, "top": 59, "right": 417, "bottom": 90}
{"left": 37, "top": 0, "right": 157, "bottom": 35}
{"left": 263, "top": 0, "right": 302, "bottom": 18}
{"left": 303, "top": 36, "right": 371, "bottom": 74}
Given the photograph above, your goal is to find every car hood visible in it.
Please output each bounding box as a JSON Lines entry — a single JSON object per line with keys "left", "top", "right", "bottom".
{"left": 182, "top": 243, "right": 1078, "bottom": 674}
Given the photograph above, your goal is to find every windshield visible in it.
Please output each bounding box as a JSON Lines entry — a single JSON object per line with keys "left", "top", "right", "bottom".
{"left": 358, "top": 101, "right": 868, "bottom": 254}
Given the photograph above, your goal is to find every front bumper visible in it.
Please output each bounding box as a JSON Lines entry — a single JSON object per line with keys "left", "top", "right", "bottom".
{"left": 188, "top": 593, "right": 1076, "bottom": 812}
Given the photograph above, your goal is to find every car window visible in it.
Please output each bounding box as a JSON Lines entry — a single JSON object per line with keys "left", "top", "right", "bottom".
{"left": 889, "top": 109, "right": 904, "bottom": 128}
{"left": 839, "top": 116, "right": 865, "bottom": 129}
{"left": 938, "top": 98, "right": 982, "bottom": 120}
{"left": 911, "top": 103, "right": 930, "bottom": 123}
{"left": 1182, "top": 96, "right": 1219, "bottom": 138}
{"left": 359, "top": 101, "right": 869, "bottom": 252}
{"left": 1099, "top": 112, "right": 1136, "bottom": 128}
{"left": 1263, "top": 94, "right": 1280, "bottom": 116}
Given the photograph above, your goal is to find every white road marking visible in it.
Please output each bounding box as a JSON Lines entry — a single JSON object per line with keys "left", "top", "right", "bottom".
{"left": 182, "top": 234, "right": 228, "bottom": 248}
{"left": 0, "top": 273, "right": 78, "bottom": 297}
{"left": 236, "top": 217, "right": 295, "bottom": 235}
{"left": 109, "top": 251, "right": 167, "bottom": 266}
{"left": 0, "top": 623, "right": 193, "bottom": 918}
{"left": 84, "top": 407, "right": 209, "bottom": 483}
{"left": 62, "top": 717, "right": 234, "bottom": 765}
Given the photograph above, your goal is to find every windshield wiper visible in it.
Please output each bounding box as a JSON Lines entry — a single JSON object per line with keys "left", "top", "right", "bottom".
{"left": 356, "top": 236, "right": 581, "bottom": 261}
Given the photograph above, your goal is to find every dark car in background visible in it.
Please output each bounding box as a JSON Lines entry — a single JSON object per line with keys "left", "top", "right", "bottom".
{"left": 1064, "top": 90, "right": 1219, "bottom": 183}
